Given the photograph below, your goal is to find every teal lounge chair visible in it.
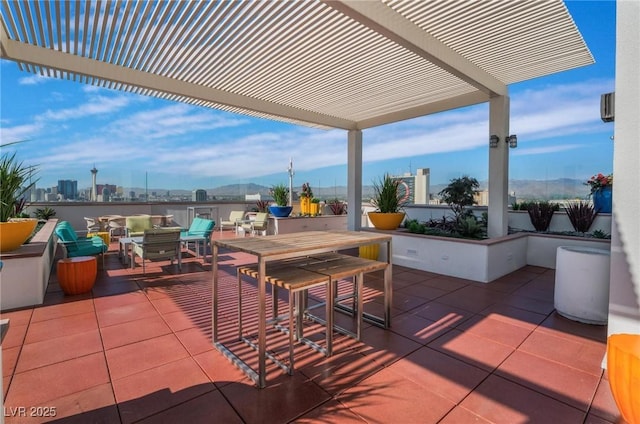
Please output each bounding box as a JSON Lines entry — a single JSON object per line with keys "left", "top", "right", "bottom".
{"left": 55, "top": 221, "right": 108, "bottom": 267}
{"left": 181, "top": 217, "right": 215, "bottom": 260}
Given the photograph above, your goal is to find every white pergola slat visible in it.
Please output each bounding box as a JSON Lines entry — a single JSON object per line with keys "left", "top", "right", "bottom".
{"left": 0, "top": 0, "right": 593, "bottom": 130}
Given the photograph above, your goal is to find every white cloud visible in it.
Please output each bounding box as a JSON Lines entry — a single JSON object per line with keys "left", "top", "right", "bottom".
{"left": 512, "top": 144, "right": 584, "bottom": 156}
{"left": 18, "top": 75, "right": 50, "bottom": 85}
{"left": 38, "top": 95, "right": 131, "bottom": 121}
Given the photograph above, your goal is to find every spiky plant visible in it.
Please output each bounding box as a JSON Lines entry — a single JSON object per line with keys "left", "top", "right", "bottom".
{"left": 371, "top": 173, "right": 406, "bottom": 213}
{"left": 0, "top": 144, "right": 38, "bottom": 222}
{"left": 566, "top": 201, "right": 598, "bottom": 233}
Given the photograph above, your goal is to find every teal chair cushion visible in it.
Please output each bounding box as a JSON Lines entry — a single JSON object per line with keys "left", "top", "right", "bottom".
{"left": 55, "top": 221, "right": 107, "bottom": 257}
{"left": 181, "top": 217, "right": 215, "bottom": 238}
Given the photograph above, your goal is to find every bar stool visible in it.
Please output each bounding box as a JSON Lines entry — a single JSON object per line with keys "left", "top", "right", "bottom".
{"left": 237, "top": 260, "right": 332, "bottom": 374}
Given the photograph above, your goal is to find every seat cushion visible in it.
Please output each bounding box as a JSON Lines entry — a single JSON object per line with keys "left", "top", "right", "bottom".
{"left": 126, "top": 216, "right": 153, "bottom": 234}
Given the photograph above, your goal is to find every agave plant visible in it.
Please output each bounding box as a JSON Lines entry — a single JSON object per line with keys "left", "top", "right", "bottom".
{"left": 0, "top": 143, "right": 38, "bottom": 222}
{"left": 566, "top": 200, "right": 598, "bottom": 233}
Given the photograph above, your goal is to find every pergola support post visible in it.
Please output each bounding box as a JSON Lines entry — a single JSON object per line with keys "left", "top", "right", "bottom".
{"left": 347, "top": 130, "right": 363, "bottom": 231}
{"left": 487, "top": 95, "right": 510, "bottom": 238}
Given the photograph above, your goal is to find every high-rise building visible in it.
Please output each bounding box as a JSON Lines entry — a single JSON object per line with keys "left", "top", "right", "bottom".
{"left": 391, "top": 168, "right": 430, "bottom": 205}
{"left": 192, "top": 189, "right": 207, "bottom": 202}
{"left": 57, "top": 180, "right": 78, "bottom": 200}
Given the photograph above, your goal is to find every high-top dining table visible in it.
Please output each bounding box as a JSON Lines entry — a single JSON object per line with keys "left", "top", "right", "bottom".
{"left": 212, "top": 230, "right": 393, "bottom": 388}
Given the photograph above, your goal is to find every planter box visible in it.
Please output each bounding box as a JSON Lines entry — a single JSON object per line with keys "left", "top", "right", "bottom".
{"left": 270, "top": 215, "right": 347, "bottom": 235}
{"left": 0, "top": 219, "right": 58, "bottom": 311}
{"left": 386, "top": 229, "right": 610, "bottom": 283}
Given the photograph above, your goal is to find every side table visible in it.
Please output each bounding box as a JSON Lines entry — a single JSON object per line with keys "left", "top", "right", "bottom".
{"left": 57, "top": 256, "right": 97, "bottom": 295}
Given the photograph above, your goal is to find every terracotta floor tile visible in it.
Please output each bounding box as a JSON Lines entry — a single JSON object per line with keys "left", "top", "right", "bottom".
{"left": 357, "top": 325, "right": 422, "bottom": 368}
{"left": 411, "top": 300, "right": 475, "bottom": 329}
{"left": 174, "top": 327, "right": 214, "bottom": 356}
{"left": 587, "top": 376, "right": 627, "bottom": 423}
{"left": 477, "top": 303, "right": 548, "bottom": 330}
{"left": 2, "top": 346, "right": 20, "bottom": 377}
{"left": 386, "top": 346, "right": 489, "bottom": 404}
{"left": 30, "top": 298, "right": 95, "bottom": 323}
{"left": 93, "top": 291, "right": 149, "bottom": 311}
{"left": 435, "top": 285, "right": 505, "bottom": 313}
{"left": 396, "top": 282, "right": 449, "bottom": 301}
{"left": 19, "top": 383, "right": 119, "bottom": 424}
{"left": 96, "top": 300, "right": 159, "bottom": 328}
{"left": 4, "top": 352, "right": 109, "bottom": 407}
{"left": 105, "top": 333, "right": 190, "bottom": 381}
{"left": 519, "top": 329, "right": 607, "bottom": 376}
{"left": 220, "top": 372, "right": 330, "bottom": 424}
{"left": 0, "top": 309, "right": 33, "bottom": 326}
{"left": 100, "top": 315, "right": 172, "bottom": 350}
{"left": 337, "top": 367, "right": 456, "bottom": 424}
{"left": 439, "top": 406, "right": 493, "bottom": 424}
{"left": 427, "top": 329, "right": 514, "bottom": 372}
{"left": 24, "top": 312, "right": 98, "bottom": 344}
{"left": 538, "top": 313, "right": 608, "bottom": 344}
{"left": 497, "top": 350, "right": 601, "bottom": 411}
{"left": 299, "top": 344, "right": 382, "bottom": 396}
{"left": 502, "top": 293, "right": 555, "bottom": 315}
{"left": 420, "top": 276, "right": 470, "bottom": 292}
{"left": 112, "top": 357, "right": 215, "bottom": 424}
{"left": 16, "top": 330, "right": 103, "bottom": 373}
{"left": 192, "top": 350, "right": 250, "bottom": 387}
{"left": 297, "top": 399, "right": 368, "bottom": 423}
{"left": 2, "top": 324, "right": 28, "bottom": 349}
{"left": 460, "top": 375, "right": 585, "bottom": 423}
{"left": 388, "top": 312, "right": 451, "bottom": 345}
{"left": 161, "top": 309, "right": 201, "bottom": 332}
{"left": 137, "top": 390, "right": 243, "bottom": 424}
{"left": 456, "top": 314, "right": 534, "bottom": 348}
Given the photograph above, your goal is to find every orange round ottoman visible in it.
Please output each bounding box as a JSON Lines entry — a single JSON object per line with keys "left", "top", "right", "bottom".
{"left": 57, "top": 256, "right": 97, "bottom": 295}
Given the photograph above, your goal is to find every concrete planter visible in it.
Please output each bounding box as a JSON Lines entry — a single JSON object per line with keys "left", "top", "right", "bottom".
{"left": 554, "top": 246, "right": 610, "bottom": 324}
{"left": 388, "top": 230, "right": 611, "bottom": 283}
{"left": 0, "top": 219, "right": 58, "bottom": 311}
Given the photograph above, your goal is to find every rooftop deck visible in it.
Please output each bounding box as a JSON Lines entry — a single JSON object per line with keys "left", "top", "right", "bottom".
{"left": 1, "top": 231, "right": 624, "bottom": 423}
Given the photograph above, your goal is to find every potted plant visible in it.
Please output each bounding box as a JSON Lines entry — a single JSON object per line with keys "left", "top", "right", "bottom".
{"left": 328, "top": 198, "right": 346, "bottom": 215}
{"left": 300, "top": 182, "right": 313, "bottom": 215}
{"left": 255, "top": 200, "right": 269, "bottom": 213}
{"left": 586, "top": 173, "right": 613, "bottom": 213}
{"left": 310, "top": 198, "right": 320, "bottom": 216}
{"left": 368, "top": 173, "right": 407, "bottom": 230}
{"left": 0, "top": 145, "right": 39, "bottom": 252}
{"left": 269, "top": 183, "right": 292, "bottom": 217}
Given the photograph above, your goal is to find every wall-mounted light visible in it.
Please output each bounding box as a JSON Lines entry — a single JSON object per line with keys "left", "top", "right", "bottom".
{"left": 490, "top": 134, "right": 518, "bottom": 148}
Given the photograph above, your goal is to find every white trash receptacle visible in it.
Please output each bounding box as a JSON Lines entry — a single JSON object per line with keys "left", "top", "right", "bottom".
{"left": 554, "top": 246, "right": 610, "bottom": 325}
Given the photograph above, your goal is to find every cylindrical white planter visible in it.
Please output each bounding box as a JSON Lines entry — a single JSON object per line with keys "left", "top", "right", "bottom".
{"left": 554, "top": 246, "right": 610, "bottom": 325}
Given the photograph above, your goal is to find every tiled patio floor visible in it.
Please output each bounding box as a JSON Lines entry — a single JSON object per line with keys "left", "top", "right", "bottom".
{"left": 1, "top": 232, "right": 626, "bottom": 423}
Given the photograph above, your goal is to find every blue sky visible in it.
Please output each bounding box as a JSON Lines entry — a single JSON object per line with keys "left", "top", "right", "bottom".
{"left": 0, "top": 1, "right": 615, "bottom": 192}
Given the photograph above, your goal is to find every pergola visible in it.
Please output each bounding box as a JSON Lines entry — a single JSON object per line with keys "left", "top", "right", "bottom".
{"left": 0, "top": 0, "right": 594, "bottom": 237}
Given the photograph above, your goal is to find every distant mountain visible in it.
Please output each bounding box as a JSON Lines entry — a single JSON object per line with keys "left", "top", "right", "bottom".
{"left": 122, "top": 178, "right": 590, "bottom": 201}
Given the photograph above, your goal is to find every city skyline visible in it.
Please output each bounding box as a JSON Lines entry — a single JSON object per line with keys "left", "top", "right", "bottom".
{"left": 1, "top": 1, "right": 615, "bottom": 191}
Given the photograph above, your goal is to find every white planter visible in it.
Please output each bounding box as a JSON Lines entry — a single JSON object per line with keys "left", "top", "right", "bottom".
{"left": 554, "top": 246, "right": 610, "bottom": 325}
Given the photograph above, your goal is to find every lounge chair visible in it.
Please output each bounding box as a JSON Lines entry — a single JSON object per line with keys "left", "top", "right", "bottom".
{"left": 125, "top": 215, "right": 153, "bottom": 237}
{"left": 131, "top": 229, "right": 181, "bottom": 274}
{"left": 181, "top": 217, "right": 215, "bottom": 259}
{"left": 55, "top": 221, "right": 108, "bottom": 267}
{"left": 240, "top": 212, "right": 268, "bottom": 236}
{"left": 220, "top": 210, "right": 246, "bottom": 234}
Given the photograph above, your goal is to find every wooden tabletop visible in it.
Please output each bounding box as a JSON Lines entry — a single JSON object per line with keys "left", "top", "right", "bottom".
{"left": 213, "top": 230, "right": 391, "bottom": 259}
